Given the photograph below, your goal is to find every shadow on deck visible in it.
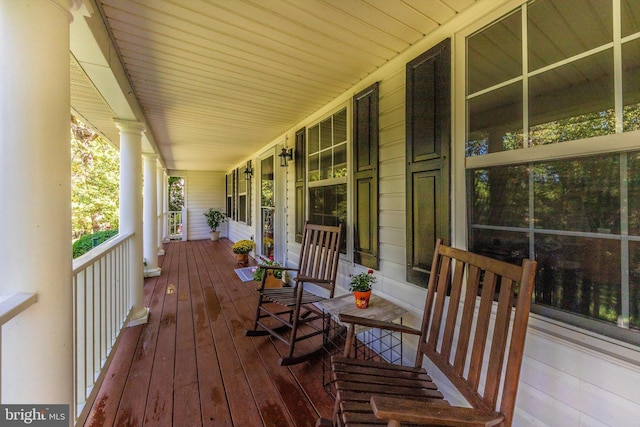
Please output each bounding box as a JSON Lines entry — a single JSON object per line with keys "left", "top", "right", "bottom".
{"left": 83, "top": 238, "right": 334, "bottom": 427}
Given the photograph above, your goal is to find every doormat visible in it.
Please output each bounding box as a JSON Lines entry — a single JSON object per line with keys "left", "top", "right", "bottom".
{"left": 234, "top": 266, "right": 255, "bottom": 282}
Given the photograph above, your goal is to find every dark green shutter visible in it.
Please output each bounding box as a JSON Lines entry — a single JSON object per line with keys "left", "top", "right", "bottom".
{"left": 294, "top": 127, "right": 306, "bottom": 243}
{"left": 406, "top": 39, "right": 451, "bottom": 286}
{"left": 353, "top": 83, "right": 379, "bottom": 269}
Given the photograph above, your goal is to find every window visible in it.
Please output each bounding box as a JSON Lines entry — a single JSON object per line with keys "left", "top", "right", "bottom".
{"left": 465, "top": 0, "right": 640, "bottom": 342}
{"left": 225, "top": 171, "right": 234, "bottom": 219}
{"left": 307, "top": 107, "right": 348, "bottom": 252}
{"left": 237, "top": 166, "right": 247, "bottom": 223}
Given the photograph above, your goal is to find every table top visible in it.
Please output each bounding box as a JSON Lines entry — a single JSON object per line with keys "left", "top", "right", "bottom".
{"left": 319, "top": 293, "right": 407, "bottom": 333}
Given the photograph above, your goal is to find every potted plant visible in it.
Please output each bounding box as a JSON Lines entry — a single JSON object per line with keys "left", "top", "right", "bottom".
{"left": 203, "top": 208, "right": 227, "bottom": 241}
{"left": 252, "top": 259, "right": 283, "bottom": 288}
{"left": 232, "top": 239, "right": 255, "bottom": 265}
{"left": 348, "top": 269, "right": 376, "bottom": 309}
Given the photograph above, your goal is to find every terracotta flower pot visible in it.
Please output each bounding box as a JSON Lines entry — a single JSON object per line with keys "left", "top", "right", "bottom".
{"left": 264, "top": 271, "right": 283, "bottom": 288}
{"left": 353, "top": 290, "right": 371, "bottom": 309}
{"left": 236, "top": 253, "right": 249, "bottom": 265}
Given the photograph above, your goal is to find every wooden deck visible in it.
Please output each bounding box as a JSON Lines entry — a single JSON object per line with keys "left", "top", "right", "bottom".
{"left": 83, "top": 238, "right": 335, "bottom": 427}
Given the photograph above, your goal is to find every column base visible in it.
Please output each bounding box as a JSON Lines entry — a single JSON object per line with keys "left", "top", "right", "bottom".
{"left": 158, "top": 249, "right": 165, "bottom": 256}
{"left": 128, "top": 307, "right": 150, "bottom": 327}
{"left": 144, "top": 266, "right": 162, "bottom": 277}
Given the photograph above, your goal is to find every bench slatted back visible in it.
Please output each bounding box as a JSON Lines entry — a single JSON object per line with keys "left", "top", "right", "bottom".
{"left": 417, "top": 239, "right": 537, "bottom": 426}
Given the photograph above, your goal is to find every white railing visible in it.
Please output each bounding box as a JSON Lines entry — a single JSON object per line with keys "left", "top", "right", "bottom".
{"left": 0, "top": 293, "right": 38, "bottom": 403}
{"left": 72, "top": 232, "right": 133, "bottom": 423}
{"left": 168, "top": 210, "right": 183, "bottom": 240}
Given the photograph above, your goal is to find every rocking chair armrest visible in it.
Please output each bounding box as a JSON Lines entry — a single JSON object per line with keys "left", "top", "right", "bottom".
{"left": 258, "top": 265, "right": 299, "bottom": 272}
{"left": 295, "top": 276, "right": 334, "bottom": 285}
{"left": 338, "top": 314, "right": 421, "bottom": 335}
{"left": 370, "top": 396, "right": 504, "bottom": 427}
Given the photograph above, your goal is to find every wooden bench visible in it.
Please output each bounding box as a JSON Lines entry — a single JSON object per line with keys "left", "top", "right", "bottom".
{"left": 319, "top": 239, "right": 537, "bottom": 427}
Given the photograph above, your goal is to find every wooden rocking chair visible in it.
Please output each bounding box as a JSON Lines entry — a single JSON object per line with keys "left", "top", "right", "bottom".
{"left": 320, "top": 239, "right": 537, "bottom": 427}
{"left": 246, "top": 222, "right": 342, "bottom": 366}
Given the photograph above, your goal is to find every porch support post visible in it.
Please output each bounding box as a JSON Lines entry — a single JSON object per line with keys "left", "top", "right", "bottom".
{"left": 143, "top": 153, "right": 161, "bottom": 277}
{"left": 0, "top": 0, "right": 76, "bottom": 408}
{"left": 157, "top": 165, "right": 166, "bottom": 255}
{"left": 115, "top": 120, "right": 149, "bottom": 327}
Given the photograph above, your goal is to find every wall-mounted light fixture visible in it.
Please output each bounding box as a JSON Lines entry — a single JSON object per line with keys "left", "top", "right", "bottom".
{"left": 243, "top": 160, "right": 253, "bottom": 179}
{"left": 278, "top": 147, "right": 293, "bottom": 167}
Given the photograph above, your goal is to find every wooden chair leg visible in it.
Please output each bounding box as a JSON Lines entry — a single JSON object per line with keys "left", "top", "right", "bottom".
{"left": 245, "top": 294, "right": 269, "bottom": 336}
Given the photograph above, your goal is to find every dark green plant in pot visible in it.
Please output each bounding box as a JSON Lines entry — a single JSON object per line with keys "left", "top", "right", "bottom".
{"left": 203, "top": 208, "right": 226, "bottom": 232}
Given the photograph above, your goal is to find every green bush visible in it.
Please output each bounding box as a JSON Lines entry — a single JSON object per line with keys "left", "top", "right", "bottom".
{"left": 73, "top": 229, "right": 118, "bottom": 258}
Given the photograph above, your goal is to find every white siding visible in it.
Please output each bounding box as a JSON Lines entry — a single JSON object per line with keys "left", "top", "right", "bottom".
{"left": 183, "top": 170, "right": 226, "bottom": 241}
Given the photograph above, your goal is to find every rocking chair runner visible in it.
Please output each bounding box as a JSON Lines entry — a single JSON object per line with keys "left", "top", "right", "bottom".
{"left": 246, "top": 222, "right": 342, "bottom": 366}
{"left": 320, "top": 239, "right": 537, "bottom": 427}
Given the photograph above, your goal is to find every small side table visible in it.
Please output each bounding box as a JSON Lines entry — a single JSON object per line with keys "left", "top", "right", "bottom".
{"left": 318, "top": 294, "right": 407, "bottom": 395}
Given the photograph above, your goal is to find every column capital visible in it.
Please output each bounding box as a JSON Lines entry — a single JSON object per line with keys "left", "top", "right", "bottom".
{"left": 114, "top": 119, "right": 146, "bottom": 134}
{"left": 49, "top": 0, "right": 83, "bottom": 21}
{"left": 142, "top": 152, "right": 158, "bottom": 160}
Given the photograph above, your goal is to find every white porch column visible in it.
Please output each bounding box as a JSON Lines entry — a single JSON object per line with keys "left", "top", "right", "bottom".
{"left": 162, "top": 172, "right": 169, "bottom": 243}
{"left": 157, "top": 165, "right": 166, "bottom": 255}
{"left": 143, "top": 153, "right": 161, "bottom": 277}
{"left": 115, "top": 120, "right": 149, "bottom": 327}
{"left": 0, "top": 0, "right": 76, "bottom": 409}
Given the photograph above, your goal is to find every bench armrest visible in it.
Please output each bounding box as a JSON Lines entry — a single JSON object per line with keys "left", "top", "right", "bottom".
{"left": 338, "top": 313, "right": 421, "bottom": 335}
{"left": 370, "top": 396, "right": 504, "bottom": 427}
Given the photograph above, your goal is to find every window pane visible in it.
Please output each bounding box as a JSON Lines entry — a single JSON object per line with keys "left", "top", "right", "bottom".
{"left": 467, "top": 82, "right": 523, "bottom": 155}
{"left": 528, "top": 0, "right": 612, "bottom": 72}
{"left": 334, "top": 143, "right": 347, "bottom": 178}
{"left": 529, "top": 49, "right": 615, "bottom": 145}
{"left": 628, "top": 152, "right": 640, "bottom": 235}
{"left": 467, "top": 10, "right": 521, "bottom": 94}
{"left": 308, "top": 184, "right": 347, "bottom": 253}
{"left": 629, "top": 241, "right": 640, "bottom": 330}
{"left": 623, "top": 39, "right": 640, "bottom": 132}
{"left": 535, "top": 234, "right": 621, "bottom": 325}
{"left": 261, "top": 157, "right": 273, "bottom": 207}
{"left": 320, "top": 118, "right": 332, "bottom": 150}
{"left": 309, "top": 153, "right": 320, "bottom": 182}
{"left": 468, "top": 228, "right": 529, "bottom": 264}
{"left": 308, "top": 125, "right": 319, "bottom": 154}
{"left": 468, "top": 166, "right": 529, "bottom": 228}
{"left": 533, "top": 155, "right": 620, "bottom": 233}
{"left": 622, "top": 0, "right": 640, "bottom": 37}
{"left": 320, "top": 149, "right": 332, "bottom": 180}
{"left": 334, "top": 108, "right": 347, "bottom": 143}
{"left": 238, "top": 195, "right": 246, "bottom": 222}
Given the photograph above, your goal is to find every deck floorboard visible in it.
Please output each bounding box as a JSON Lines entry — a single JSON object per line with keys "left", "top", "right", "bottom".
{"left": 83, "top": 238, "right": 334, "bottom": 427}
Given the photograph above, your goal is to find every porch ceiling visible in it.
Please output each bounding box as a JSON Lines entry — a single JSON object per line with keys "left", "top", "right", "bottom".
{"left": 70, "top": 0, "right": 477, "bottom": 172}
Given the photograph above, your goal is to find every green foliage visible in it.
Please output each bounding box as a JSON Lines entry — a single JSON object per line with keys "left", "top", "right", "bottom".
{"left": 168, "top": 176, "right": 185, "bottom": 211}
{"left": 348, "top": 269, "right": 376, "bottom": 292}
{"left": 73, "top": 229, "right": 118, "bottom": 258}
{"left": 252, "top": 259, "right": 283, "bottom": 281}
{"left": 203, "top": 208, "right": 226, "bottom": 231}
{"left": 71, "top": 116, "right": 120, "bottom": 239}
